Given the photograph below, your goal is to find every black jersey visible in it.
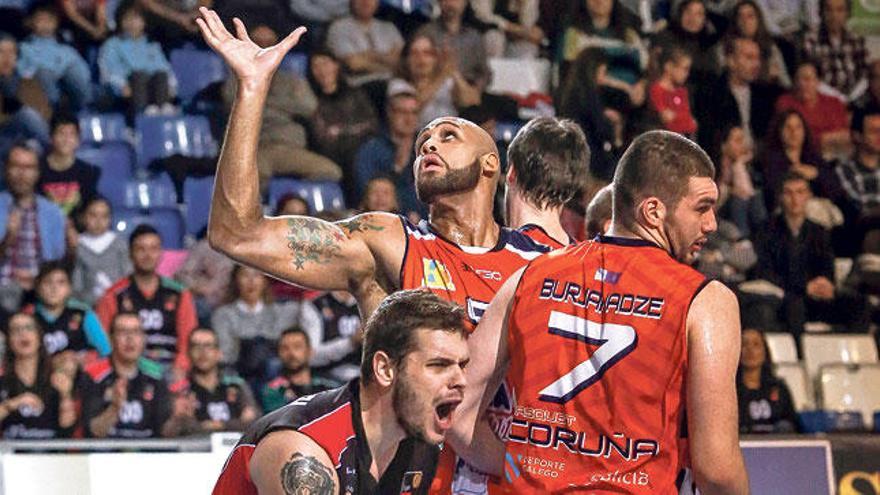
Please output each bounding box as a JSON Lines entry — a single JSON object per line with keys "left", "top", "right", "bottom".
{"left": 0, "top": 375, "right": 68, "bottom": 439}
{"left": 213, "top": 380, "right": 439, "bottom": 495}
{"left": 172, "top": 374, "right": 253, "bottom": 423}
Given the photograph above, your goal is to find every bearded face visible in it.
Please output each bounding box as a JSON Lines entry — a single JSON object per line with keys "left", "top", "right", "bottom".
{"left": 415, "top": 157, "right": 482, "bottom": 204}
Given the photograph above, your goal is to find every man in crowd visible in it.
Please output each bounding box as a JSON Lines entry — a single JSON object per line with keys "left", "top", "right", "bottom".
{"left": 802, "top": 0, "right": 868, "bottom": 100}
{"left": 261, "top": 326, "right": 340, "bottom": 412}
{"left": 38, "top": 114, "right": 100, "bottom": 216}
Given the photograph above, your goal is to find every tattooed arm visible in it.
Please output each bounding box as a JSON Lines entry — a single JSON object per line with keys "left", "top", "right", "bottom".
{"left": 250, "top": 430, "right": 339, "bottom": 495}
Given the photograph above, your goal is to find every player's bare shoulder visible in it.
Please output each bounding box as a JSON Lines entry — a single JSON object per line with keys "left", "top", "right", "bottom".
{"left": 250, "top": 430, "right": 340, "bottom": 495}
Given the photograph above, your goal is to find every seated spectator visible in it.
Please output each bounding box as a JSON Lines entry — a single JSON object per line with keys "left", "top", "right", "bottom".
{"left": 221, "top": 24, "right": 342, "bottom": 190}
{"left": 96, "top": 224, "right": 198, "bottom": 375}
{"left": 0, "top": 33, "right": 50, "bottom": 154}
{"left": 753, "top": 0, "right": 819, "bottom": 43}
{"left": 649, "top": 45, "right": 698, "bottom": 137}
{"left": 261, "top": 326, "right": 339, "bottom": 412}
{"left": 26, "top": 261, "right": 110, "bottom": 365}
{"left": 737, "top": 327, "right": 798, "bottom": 433}
{"left": 472, "top": 0, "right": 543, "bottom": 58}
{"left": 136, "top": 0, "right": 202, "bottom": 47}
{"left": 353, "top": 85, "right": 421, "bottom": 217}
{"left": 307, "top": 48, "right": 379, "bottom": 177}
{"left": 326, "top": 0, "right": 403, "bottom": 87}
{"left": 696, "top": 219, "right": 757, "bottom": 284}
{"left": 0, "top": 312, "right": 76, "bottom": 439}
{"left": 17, "top": 5, "right": 92, "bottom": 112}
{"left": 71, "top": 197, "right": 131, "bottom": 306}
{"left": 416, "top": 0, "right": 491, "bottom": 91}
{"left": 274, "top": 193, "right": 309, "bottom": 216}
{"left": 754, "top": 172, "right": 868, "bottom": 336}
{"left": 775, "top": 61, "right": 850, "bottom": 157}
{"left": 98, "top": 4, "right": 176, "bottom": 119}
{"left": 760, "top": 109, "right": 836, "bottom": 208}
{"left": 851, "top": 59, "right": 880, "bottom": 112}
{"left": 715, "top": 124, "right": 767, "bottom": 237}
{"left": 652, "top": 0, "right": 721, "bottom": 86}
{"left": 835, "top": 105, "right": 880, "bottom": 254}
{"left": 211, "top": 265, "right": 323, "bottom": 390}
{"left": 0, "top": 142, "right": 66, "bottom": 295}
{"left": 584, "top": 183, "right": 612, "bottom": 239}
{"left": 801, "top": 0, "right": 867, "bottom": 100}
{"left": 82, "top": 312, "right": 174, "bottom": 438}
{"left": 716, "top": 0, "right": 791, "bottom": 88}
{"left": 309, "top": 291, "right": 362, "bottom": 383}
{"left": 175, "top": 234, "right": 234, "bottom": 327}
{"left": 389, "top": 34, "right": 481, "bottom": 128}
{"left": 359, "top": 175, "right": 400, "bottom": 213}
{"left": 165, "top": 327, "right": 260, "bottom": 435}
{"left": 59, "top": 0, "right": 109, "bottom": 48}
{"left": 38, "top": 114, "right": 100, "bottom": 217}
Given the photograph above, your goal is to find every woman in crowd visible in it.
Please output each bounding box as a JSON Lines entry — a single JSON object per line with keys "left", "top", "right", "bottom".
{"left": 652, "top": 0, "right": 721, "bottom": 86}
{"left": 737, "top": 328, "right": 799, "bottom": 433}
{"left": 0, "top": 313, "right": 76, "bottom": 439}
{"left": 716, "top": 0, "right": 791, "bottom": 87}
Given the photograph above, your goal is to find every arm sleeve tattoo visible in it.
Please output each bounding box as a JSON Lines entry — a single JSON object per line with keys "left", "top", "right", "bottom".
{"left": 286, "top": 218, "right": 346, "bottom": 270}
{"left": 280, "top": 452, "right": 336, "bottom": 494}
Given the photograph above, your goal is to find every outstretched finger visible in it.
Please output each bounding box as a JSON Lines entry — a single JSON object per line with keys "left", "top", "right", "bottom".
{"left": 279, "top": 26, "right": 307, "bottom": 53}
{"left": 194, "top": 18, "right": 218, "bottom": 47}
{"left": 232, "top": 17, "right": 252, "bottom": 43}
{"left": 199, "top": 7, "right": 229, "bottom": 41}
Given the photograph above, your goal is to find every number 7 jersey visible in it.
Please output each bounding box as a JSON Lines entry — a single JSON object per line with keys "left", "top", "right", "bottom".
{"left": 502, "top": 236, "right": 708, "bottom": 494}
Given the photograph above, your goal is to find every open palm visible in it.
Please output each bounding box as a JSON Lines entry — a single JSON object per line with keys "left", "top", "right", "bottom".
{"left": 195, "top": 7, "right": 306, "bottom": 83}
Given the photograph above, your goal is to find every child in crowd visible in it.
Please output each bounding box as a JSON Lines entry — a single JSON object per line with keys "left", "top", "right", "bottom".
{"left": 38, "top": 114, "right": 100, "bottom": 217}
{"left": 649, "top": 45, "right": 697, "bottom": 137}
{"left": 71, "top": 196, "right": 131, "bottom": 306}
{"left": 98, "top": 3, "right": 175, "bottom": 118}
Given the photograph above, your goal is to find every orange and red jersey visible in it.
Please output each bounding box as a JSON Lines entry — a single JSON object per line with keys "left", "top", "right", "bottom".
{"left": 501, "top": 236, "right": 707, "bottom": 494}
{"left": 397, "top": 216, "right": 550, "bottom": 494}
{"left": 518, "top": 224, "right": 573, "bottom": 251}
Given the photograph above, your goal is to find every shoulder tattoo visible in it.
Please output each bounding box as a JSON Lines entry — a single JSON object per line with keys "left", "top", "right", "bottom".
{"left": 286, "top": 218, "right": 345, "bottom": 270}
{"left": 337, "top": 216, "right": 385, "bottom": 235}
{"left": 280, "top": 452, "right": 336, "bottom": 495}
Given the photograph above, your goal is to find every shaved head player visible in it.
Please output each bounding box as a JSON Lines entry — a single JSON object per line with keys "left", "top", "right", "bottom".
{"left": 450, "top": 131, "right": 750, "bottom": 494}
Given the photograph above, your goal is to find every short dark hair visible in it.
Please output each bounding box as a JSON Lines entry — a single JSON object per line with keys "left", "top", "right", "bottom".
{"left": 35, "top": 260, "right": 70, "bottom": 287}
{"left": 0, "top": 32, "right": 15, "bottom": 45}
{"left": 612, "top": 130, "right": 715, "bottom": 228}
{"left": 778, "top": 171, "right": 811, "bottom": 195}
{"left": 507, "top": 117, "right": 591, "bottom": 209}
{"left": 659, "top": 44, "right": 690, "bottom": 69}
{"left": 50, "top": 113, "right": 79, "bottom": 135}
{"left": 585, "top": 184, "right": 613, "bottom": 239}
{"left": 279, "top": 326, "right": 311, "bottom": 347}
{"left": 110, "top": 312, "right": 141, "bottom": 335}
{"left": 723, "top": 35, "right": 756, "bottom": 57}
{"left": 4, "top": 140, "right": 39, "bottom": 166}
{"left": 188, "top": 327, "right": 218, "bottom": 347}
{"left": 852, "top": 103, "right": 880, "bottom": 134}
{"left": 129, "top": 223, "right": 161, "bottom": 249}
{"left": 360, "top": 290, "right": 466, "bottom": 384}
{"left": 820, "top": 0, "right": 850, "bottom": 17}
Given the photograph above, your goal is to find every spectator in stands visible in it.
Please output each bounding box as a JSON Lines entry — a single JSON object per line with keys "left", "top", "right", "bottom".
{"left": 652, "top": 0, "right": 721, "bottom": 86}
{"left": 737, "top": 328, "right": 798, "bottom": 433}
{"left": 82, "top": 312, "right": 174, "bottom": 438}
{"left": 326, "top": 0, "right": 404, "bottom": 87}
{"left": 389, "top": 34, "right": 481, "bottom": 128}
{"left": 274, "top": 193, "right": 308, "bottom": 216}
{"left": 0, "top": 33, "right": 51, "bottom": 154}
{"left": 309, "top": 291, "right": 362, "bottom": 383}
{"left": 561, "top": 0, "right": 646, "bottom": 105}
{"left": 0, "top": 142, "right": 66, "bottom": 294}
{"left": 696, "top": 219, "right": 758, "bottom": 284}
{"left": 59, "top": 0, "right": 109, "bottom": 47}
{"left": 359, "top": 175, "right": 399, "bottom": 213}
{"left": 72, "top": 196, "right": 131, "bottom": 306}
{"left": 472, "top": 0, "right": 543, "bottom": 58}
{"left": 176, "top": 234, "right": 234, "bottom": 327}
{"left": 38, "top": 114, "right": 100, "bottom": 217}
{"left": 775, "top": 61, "right": 850, "bottom": 157}
{"left": 288, "top": 0, "right": 348, "bottom": 31}
{"left": 801, "top": 0, "right": 868, "bottom": 100}
{"left": 17, "top": 5, "right": 92, "bottom": 112}
{"left": 221, "top": 24, "right": 342, "bottom": 191}
{"left": 96, "top": 224, "right": 198, "bottom": 375}
{"left": 164, "top": 327, "right": 260, "bottom": 435}
{"left": 98, "top": 4, "right": 176, "bottom": 119}
{"left": 836, "top": 105, "right": 880, "bottom": 253}
{"left": 136, "top": 0, "right": 202, "bottom": 47}
{"left": 0, "top": 312, "right": 76, "bottom": 439}
{"left": 694, "top": 36, "right": 782, "bottom": 151}
{"left": 715, "top": 124, "right": 767, "bottom": 237}
{"left": 755, "top": 172, "right": 867, "bottom": 336}
{"left": 753, "top": 0, "right": 819, "bottom": 42}
{"left": 353, "top": 85, "right": 422, "bottom": 217}
{"left": 27, "top": 261, "right": 110, "bottom": 364}
{"left": 649, "top": 45, "right": 698, "bottom": 138}
{"left": 416, "top": 0, "right": 491, "bottom": 91}
{"left": 716, "top": 0, "right": 791, "bottom": 88}
{"left": 584, "top": 183, "right": 612, "bottom": 239}
{"left": 261, "top": 326, "right": 339, "bottom": 412}
{"left": 211, "top": 265, "right": 323, "bottom": 390}
{"left": 851, "top": 60, "right": 880, "bottom": 112}
{"left": 307, "top": 48, "right": 379, "bottom": 179}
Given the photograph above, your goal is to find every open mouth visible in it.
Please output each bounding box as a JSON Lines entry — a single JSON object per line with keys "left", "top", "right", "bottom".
{"left": 434, "top": 399, "right": 461, "bottom": 429}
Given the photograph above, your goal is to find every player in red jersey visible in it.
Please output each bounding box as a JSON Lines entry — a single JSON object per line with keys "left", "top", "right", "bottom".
{"left": 505, "top": 117, "right": 592, "bottom": 250}
{"left": 451, "top": 130, "right": 749, "bottom": 494}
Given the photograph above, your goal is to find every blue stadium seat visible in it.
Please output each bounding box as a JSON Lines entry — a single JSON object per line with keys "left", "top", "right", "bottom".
{"left": 135, "top": 114, "right": 218, "bottom": 168}
{"left": 183, "top": 175, "right": 215, "bottom": 237}
{"left": 112, "top": 207, "right": 185, "bottom": 249}
{"left": 798, "top": 410, "right": 865, "bottom": 433}
{"left": 122, "top": 173, "right": 178, "bottom": 210}
{"left": 495, "top": 121, "right": 525, "bottom": 143}
{"left": 79, "top": 112, "right": 128, "bottom": 144}
{"left": 169, "top": 48, "right": 227, "bottom": 103}
{"left": 279, "top": 53, "right": 308, "bottom": 78}
{"left": 76, "top": 142, "right": 135, "bottom": 207}
{"left": 268, "top": 178, "right": 345, "bottom": 214}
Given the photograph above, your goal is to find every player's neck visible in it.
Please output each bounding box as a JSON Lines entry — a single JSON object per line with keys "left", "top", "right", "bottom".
{"left": 359, "top": 382, "right": 407, "bottom": 480}
{"left": 607, "top": 222, "right": 671, "bottom": 253}
{"left": 508, "top": 195, "right": 567, "bottom": 244}
{"left": 428, "top": 194, "right": 499, "bottom": 247}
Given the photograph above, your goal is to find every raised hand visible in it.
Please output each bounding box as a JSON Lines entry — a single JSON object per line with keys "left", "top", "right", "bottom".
{"left": 195, "top": 7, "right": 306, "bottom": 85}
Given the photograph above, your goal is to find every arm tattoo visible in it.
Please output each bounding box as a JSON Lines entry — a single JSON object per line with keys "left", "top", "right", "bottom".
{"left": 337, "top": 217, "right": 385, "bottom": 235}
{"left": 286, "top": 218, "right": 345, "bottom": 270}
{"left": 280, "top": 453, "right": 336, "bottom": 495}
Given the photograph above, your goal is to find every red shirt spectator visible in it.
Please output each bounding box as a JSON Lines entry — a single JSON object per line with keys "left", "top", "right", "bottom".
{"left": 650, "top": 82, "right": 698, "bottom": 135}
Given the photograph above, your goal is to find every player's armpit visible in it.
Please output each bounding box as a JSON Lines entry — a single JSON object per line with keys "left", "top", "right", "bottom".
{"left": 250, "top": 430, "right": 339, "bottom": 495}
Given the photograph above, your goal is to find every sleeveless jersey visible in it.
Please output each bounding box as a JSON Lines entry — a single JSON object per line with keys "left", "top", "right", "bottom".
{"left": 213, "top": 380, "right": 439, "bottom": 495}
{"left": 397, "top": 217, "right": 550, "bottom": 495}
{"left": 502, "top": 236, "right": 708, "bottom": 494}
{"left": 518, "top": 224, "right": 572, "bottom": 251}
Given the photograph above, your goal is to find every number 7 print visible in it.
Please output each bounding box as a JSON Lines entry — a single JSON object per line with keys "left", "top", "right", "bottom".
{"left": 538, "top": 311, "right": 638, "bottom": 404}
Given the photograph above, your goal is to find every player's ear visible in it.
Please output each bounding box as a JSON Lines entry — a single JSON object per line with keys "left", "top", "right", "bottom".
{"left": 373, "top": 351, "right": 396, "bottom": 387}
{"left": 638, "top": 196, "right": 666, "bottom": 229}
{"left": 481, "top": 152, "right": 500, "bottom": 178}
{"left": 505, "top": 164, "right": 516, "bottom": 185}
